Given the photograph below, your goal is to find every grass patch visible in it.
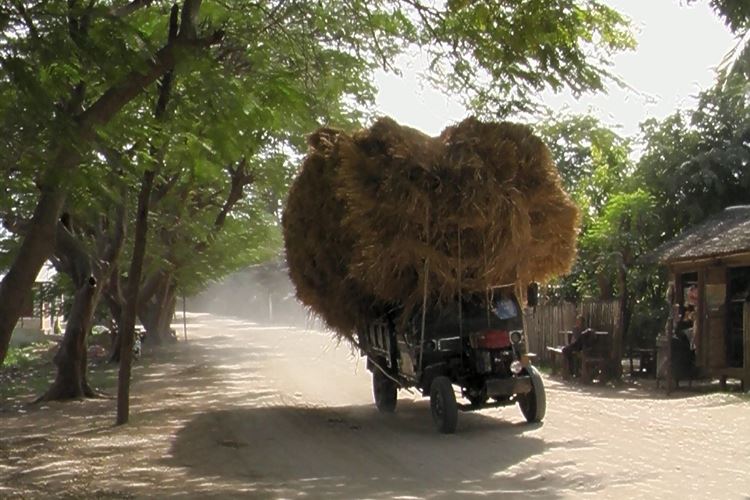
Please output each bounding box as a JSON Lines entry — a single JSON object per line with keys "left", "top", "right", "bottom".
{"left": 4, "top": 342, "right": 53, "bottom": 369}
{"left": 0, "top": 342, "right": 122, "bottom": 402}
{"left": 0, "top": 341, "right": 57, "bottom": 401}
{"left": 88, "top": 363, "right": 118, "bottom": 394}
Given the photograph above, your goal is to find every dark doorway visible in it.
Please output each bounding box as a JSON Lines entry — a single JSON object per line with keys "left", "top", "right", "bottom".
{"left": 727, "top": 266, "right": 750, "bottom": 368}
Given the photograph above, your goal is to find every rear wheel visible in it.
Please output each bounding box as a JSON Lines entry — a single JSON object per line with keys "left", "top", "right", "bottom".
{"left": 373, "top": 367, "right": 397, "bottom": 413}
{"left": 430, "top": 376, "right": 458, "bottom": 434}
{"left": 517, "top": 366, "right": 546, "bottom": 423}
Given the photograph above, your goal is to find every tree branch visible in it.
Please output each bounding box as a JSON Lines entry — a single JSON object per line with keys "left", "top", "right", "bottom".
{"left": 155, "top": 4, "right": 180, "bottom": 119}
{"left": 178, "top": 0, "right": 202, "bottom": 41}
{"left": 76, "top": 0, "right": 223, "bottom": 137}
{"left": 152, "top": 171, "right": 182, "bottom": 204}
{"left": 111, "top": 0, "right": 154, "bottom": 18}
{"left": 54, "top": 220, "right": 93, "bottom": 289}
{"left": 12, "top": 1, "right": 39, "bottom": 40}
{"left": 214, "top": 157, "right": 254, "bottom": 230}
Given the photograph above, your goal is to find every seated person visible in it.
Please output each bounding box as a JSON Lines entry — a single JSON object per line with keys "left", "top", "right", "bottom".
{"left": 562, "top": 315, "right": 594, "bottom": 378}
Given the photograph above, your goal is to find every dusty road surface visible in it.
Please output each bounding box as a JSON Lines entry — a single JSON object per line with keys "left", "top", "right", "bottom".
{"left": 1, "top": 313, "right": 749, "bottom": 499}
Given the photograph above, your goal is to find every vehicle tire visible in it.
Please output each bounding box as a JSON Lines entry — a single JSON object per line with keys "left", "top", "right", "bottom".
{"left": 430, "top": 376, "right": 458, "bottom": 434}
{"left": 517, "top": 365, "right": 546, "bottom": 423}
{"left": 373, "top": 368, "right": 397, "bottom": 413}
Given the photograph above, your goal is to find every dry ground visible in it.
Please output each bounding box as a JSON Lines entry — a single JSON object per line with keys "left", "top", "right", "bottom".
{"left": 1, "top": 313, "right": 749, "bottom": 499}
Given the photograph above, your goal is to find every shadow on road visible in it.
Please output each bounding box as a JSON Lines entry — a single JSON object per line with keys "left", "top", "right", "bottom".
{"left": 167, "top": 402, "right": 598, "bottom": 499}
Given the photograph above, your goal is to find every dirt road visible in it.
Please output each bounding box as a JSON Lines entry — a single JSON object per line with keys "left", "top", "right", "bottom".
{"left": 1, "top": 313, "right": 749, "bottom": 499}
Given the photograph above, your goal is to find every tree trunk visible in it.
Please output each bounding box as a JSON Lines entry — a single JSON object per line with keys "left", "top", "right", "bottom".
{"left": 612, "top": 260, "right": 629, "bottom": 379}
{"left": 106, "top": 296, "right": 124, "bottom": 363}
{"left": 104, "top": 268, "right": 126, "bottom": 362}
{"left": 138, "top": 295, "right": 161, "bottom": 343}
{"left": 0, "top": 185, "right": 67, "bottom": 365}
{"left": 38, "top": 277, "right": 98, "bottom": 401}
{"left": 138, "top": 274, "right": 177, "bottom": 344}
{"left": 155, "top": 283, "right": 177, "bottom": 342}
{"left": 117, "top": 170, "right": 155, "bottom": 425}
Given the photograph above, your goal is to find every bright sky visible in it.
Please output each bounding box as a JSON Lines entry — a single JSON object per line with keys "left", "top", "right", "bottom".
{"left": 374, "top": 0, "right": 739, "bottom": 138}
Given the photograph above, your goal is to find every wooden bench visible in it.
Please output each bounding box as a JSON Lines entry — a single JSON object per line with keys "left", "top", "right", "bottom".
{"left": 546, "top": 346, "right": 567, "bottom": 377}
{"left": 580, "top": 352, "right": 610, "bottom": 383}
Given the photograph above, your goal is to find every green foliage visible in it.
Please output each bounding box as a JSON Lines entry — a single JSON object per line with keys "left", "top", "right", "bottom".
{"left": 696, "top": 0, "right": 750, "bottom": 33}
{"left": 537, "top": 114, "right": 632, "bottom": 218}
{"left": 634, "top": 52, "right": 750, "bottom": 239}
{"left": 534, "top": 114, "right": 632, "bottom": 301}
{"left": 423, "top": 0, "right": 635, "bottom": 115}
{"left": 578, "top": 190, "right": 658, "bottom": 289}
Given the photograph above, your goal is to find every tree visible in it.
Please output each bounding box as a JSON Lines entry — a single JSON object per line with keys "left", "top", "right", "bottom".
{"left": 535, "top": 114, "right": 633, "bottom": 302}
{"left": 634, "top": 48, "right": 750, "bottom": 240}
{"left": 537, "top": 114, "right": 632, "bottom": 216}
{"left": 579, "top": 190, "right": 660, "bottom": 367}
{"left": 413, "top": 0, "right": 635, "bottom": 115}
{"left": 621, "top": 35, "right": 750, "bottom": 351}
{"left": 0, "top": 0, "right": 223, "bottom": 366}
{"left": 39, "top": 186, "right": 126, "bottom": 401}
{"left": 699, "top": 0, "right": 750, "bottom": 33}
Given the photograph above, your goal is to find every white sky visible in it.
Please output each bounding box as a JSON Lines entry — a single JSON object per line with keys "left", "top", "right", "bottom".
{"left": 374, "top": 0, "right": 740, "bottom": 138}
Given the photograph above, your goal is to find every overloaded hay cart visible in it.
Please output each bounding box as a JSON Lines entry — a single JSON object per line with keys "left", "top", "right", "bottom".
{"left": 283, "top": 117, "right": 578, "bottom": 433}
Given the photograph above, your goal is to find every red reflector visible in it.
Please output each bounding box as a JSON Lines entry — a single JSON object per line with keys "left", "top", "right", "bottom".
{"left": 475, "top": 330, "right": 510, "bottom": 349}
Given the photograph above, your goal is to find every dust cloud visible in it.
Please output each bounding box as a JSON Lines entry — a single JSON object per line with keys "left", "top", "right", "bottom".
{"left": 187, "top": 259, "right": 327, "bottom": 330}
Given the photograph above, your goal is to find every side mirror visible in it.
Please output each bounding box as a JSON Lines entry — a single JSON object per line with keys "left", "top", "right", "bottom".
{"left": 527, "top": 282, "right": 539, "bottom": 308}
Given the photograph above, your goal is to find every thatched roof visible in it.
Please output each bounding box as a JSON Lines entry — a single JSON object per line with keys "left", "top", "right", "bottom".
{"left": 652, "top": 206, "right": 750, "bottom": 264}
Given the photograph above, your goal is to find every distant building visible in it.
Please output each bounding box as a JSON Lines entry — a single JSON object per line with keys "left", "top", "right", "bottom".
{"left": 8, "top": 264, "right": 60, "bottom": 346}
{"left": 652, "top": 205, "right": 750, "bottom": 390}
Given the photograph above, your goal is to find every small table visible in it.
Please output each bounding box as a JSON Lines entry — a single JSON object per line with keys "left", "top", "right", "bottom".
{"left": 629, "top": 347, "right": 657, "bottom": 376}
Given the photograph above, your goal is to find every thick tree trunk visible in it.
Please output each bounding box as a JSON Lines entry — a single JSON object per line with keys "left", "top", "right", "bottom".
{"left": 138, "top": 274, "right": 177, "bottom": 344}
{"left": 155, "top": 283, "right": 177, "bottom": 343}
{"left": 40, "top": 202, "right": 125, "bottom": 400}
{"left": 138, "top": 295, "right": 161, "bottom": 342}
{"left": 117, "top": 170, "right": 155, "bottom": 425}
{"left": 0, "top": 186, "right": 66, "bottom": 365}
{"left": 38, "top": 278, "right": 98, "bottom": 401}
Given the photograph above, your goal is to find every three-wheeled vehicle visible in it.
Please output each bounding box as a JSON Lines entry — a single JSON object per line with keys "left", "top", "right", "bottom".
{"left": 360, "top": 285, "right": 545, "bottom": 433}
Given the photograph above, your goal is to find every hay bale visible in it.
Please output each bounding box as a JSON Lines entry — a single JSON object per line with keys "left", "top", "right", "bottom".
{"left": 438, "top": 118, "right": 579, "bottom": 284}
{"left": 283, "top": 117, "right": 579, "bottom": 340}
{"left": 281, "top": 129, "right": 385, "bottom": 336}
{"left": 338, "top": 117, "right": 577, "bottom": 315}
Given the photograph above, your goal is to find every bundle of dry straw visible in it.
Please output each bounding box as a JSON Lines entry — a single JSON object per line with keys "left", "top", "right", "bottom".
{"left": 282, "top": 117, "right": 579, "bottom": 341}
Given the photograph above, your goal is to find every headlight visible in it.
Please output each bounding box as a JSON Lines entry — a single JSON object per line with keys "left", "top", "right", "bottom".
{"left": 510, "top": 360, "right": 523, "bottom": 374}
{"left": 510, "top": 330, "right": 523, "bottom": 344}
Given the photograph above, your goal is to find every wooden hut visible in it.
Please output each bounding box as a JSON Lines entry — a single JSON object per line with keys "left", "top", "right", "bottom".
{"left": 652, "top": 205, "right": 750, "bottom": 389}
